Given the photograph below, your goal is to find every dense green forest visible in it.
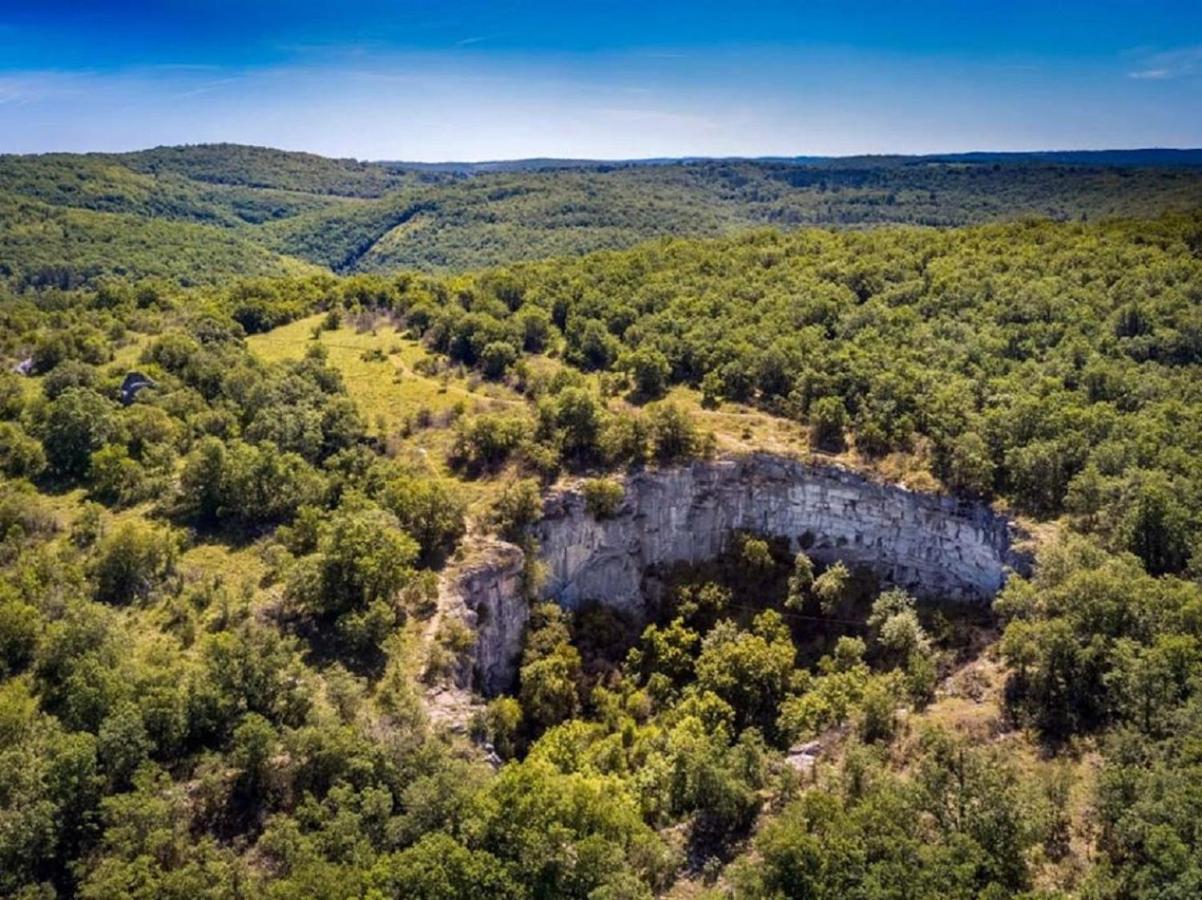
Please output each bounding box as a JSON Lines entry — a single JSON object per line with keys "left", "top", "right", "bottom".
{"left": 2, "top": 198, "right": 1202, "bottom": 897}
{"left": 5, "top": 144, "right": 1202, "bottom": 288}
{"left": 0, "top": 194, "right": 320, "bottom": 290}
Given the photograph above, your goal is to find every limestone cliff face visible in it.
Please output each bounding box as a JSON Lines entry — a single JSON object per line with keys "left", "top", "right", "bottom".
{"left": 438, "top": 541, "right": 527, "bottom": 696}
{"left": 535, "top": 455, "right": 1027, "bottom": 610}
{"left": 445, "top": 454, "right": 1029, "bottom": 695}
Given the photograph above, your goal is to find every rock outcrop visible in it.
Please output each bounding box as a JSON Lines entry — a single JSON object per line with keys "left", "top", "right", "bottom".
{"left": 444, "top": 454, "right": 1030, "bottom": 695}
{"left": 437, "top": 541, "right": 527, "bottom": 696}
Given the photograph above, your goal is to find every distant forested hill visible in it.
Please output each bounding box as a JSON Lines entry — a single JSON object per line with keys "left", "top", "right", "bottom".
{"left": 109, "top": 143, "right": 439, "bottom": 197}
{"left": 0, "top": 194, "right": 319, "bottom": 289}
{"left": 2, "top": 143, "right": 1202, "bottom": 287}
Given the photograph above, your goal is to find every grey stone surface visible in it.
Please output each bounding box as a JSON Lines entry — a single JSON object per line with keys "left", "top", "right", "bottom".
{"left": 444, "top": 454, "right": 1029, "bottom": 695}
{"left": 438, "top": 541, "right": 527, "bottom": 696}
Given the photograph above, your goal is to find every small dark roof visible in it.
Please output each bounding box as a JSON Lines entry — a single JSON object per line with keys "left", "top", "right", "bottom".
{"left": 119, "top": 371, "right": 157, "bottom": 405}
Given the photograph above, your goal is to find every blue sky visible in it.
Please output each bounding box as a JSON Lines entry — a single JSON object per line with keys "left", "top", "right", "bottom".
{"left": 1, "top": 1, "right": 1199, "bottom": 159}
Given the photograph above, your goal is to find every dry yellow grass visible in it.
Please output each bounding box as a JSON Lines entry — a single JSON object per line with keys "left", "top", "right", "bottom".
{"left": 247, "top": 313, "right": 523, "bottom": 429}
{"left": 248, "top": 313, "right": 528, "bottom": 509}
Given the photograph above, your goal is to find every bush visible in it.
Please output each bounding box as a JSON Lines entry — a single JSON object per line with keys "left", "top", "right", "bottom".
{"left": 480, "top": 341, "right": 518, "bottom": 379}
{"left": 567, "top": 318, "right": 621, "bottom": 371}
{"left": 286, "top": 502, "right": 418, "bottom": 619}
{"left": 40, "top": 388, "right": 123, "bottom": 479}
{"left": 42, "top": 359, "right": 97, "bottom": 400}
{"left": 858, "top": 678, "right": 899, "bottom": 743}
{"left": 491, "top": 479, "right": 543, "bottom": 541}
{"left": 812, "top": 561, "right": 850, "bottom": 613}
{"left": 0, "top": 480, "right": 57, "bottom": 539}
{"left": 450, "top": 414, "right": 528, "bottom": 472}
{"left": 0, "top": 372, "right": 25, "bottom": 420}
{"left": 515, "top": 306, "right": 554, "bottom": 353}
{"left": 647, "top": 403, "right": 708, "bottom": 463}
{"left": 179, "top": 437, "right": 324, "bottom": 527}
{"left": 0, "top": 592, "right": 40, "bottom": 675}
{"left": 476, "top": 696, "right": 524, "bottom": 759}
{"left": 809, "top": 396, "right": 848, "bottom": 451}
{"left": 0, "top": 422, "right": 46, "bottom": 479}
{"left": 621, "top": 346, "right": 671, "bottom": 401}
{"left": 91, "top": 520, "right": 179, "bottom": 604}
{"left": 548, "top": 387, "right": 605, "bottom": 462}
{"left": 1121, "top": 472, "right": 1191, "bottom": 575}
{"left": 582, "top": 478, "right": 624, "bottom": 519}
{"left": 946, "top": 431, "right": 995, "bottom": 496}
{"left": 88, "top": 445, "right": 147, "bottom": 507}
{"left": 381, "top": 473, "right": 466, "bottom": 565}
{"left": 520, "top": 644, "right": 582, "bottom": 731}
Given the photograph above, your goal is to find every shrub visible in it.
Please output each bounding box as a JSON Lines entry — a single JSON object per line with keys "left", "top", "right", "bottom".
{"left": 476, "top": 696, "right": 524, "bottom": 759}
{"left": 582, "top": 478, "right": 624, "bottom": 519}
{"left": 179, "top": 437, "right": 324, "bottom": 527}
{"left": 812, "top": 561, "right": 851, "bottom": 614}
{"left": 42, "top": 359, "right": 97, "bottom": 400}
{"left": 451, "top": 414, "right": 528, "bottom": 472}
{"left": 480, "top": 341, "right": 518, "bottom": 379}
{"left": 0, "top": 481, "right": 57, "bottom": 539}
{"left": 0, "top": 422, "right": 46, "bottom": 479}
{"left": 946, "top": 431, "right": 995, "bottom": 496}
{"left": 381, "top": 473, "right": 466, "bottom": 565}
{"left": 88, "top": 445, "right": 147, "bottom": 507}
{"left": 91, "top": 520, "right": 179, "bottom": 604}
{"left": 40, "top": 388, "right": 123, "bottom": 479}
{"left": 0, "top": 592, "right": 40, "bottom": 676}
{"left": 515, "top": 306, "right": 554, "bottom": 353}
{"left": 491, "top": 479, "right": 543, "bottom": 541}
{"left": 858, "top": 677, "right": 899, "bottom": 743}
{"left": 809, "top": 396, "right": 848, "bottom": 451}
{"left": 286, "top": 503, "right": 418, "bottom": 619}
{"left": 647, "top": 403, "right": 708, "bottom": 463}
{"left": 621, "top": 346, "right": 671, "bottom": 401}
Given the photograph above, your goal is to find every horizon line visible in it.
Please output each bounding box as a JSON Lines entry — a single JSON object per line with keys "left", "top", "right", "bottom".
{"left": 5, "top": 142, "right": 1202, "bottom": 166}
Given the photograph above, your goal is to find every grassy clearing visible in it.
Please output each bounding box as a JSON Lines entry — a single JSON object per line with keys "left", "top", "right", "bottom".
{"left": 655, "top": 385, "right": 811, "bottom": 458}
{"left": 248, "top": 313, "right": 523, "bottom": 426}
{"left": 248, "top": 313, "right": 531, "bottom": 515}
{"left": 247, "top": 315, "right": 961, "bottom": 499}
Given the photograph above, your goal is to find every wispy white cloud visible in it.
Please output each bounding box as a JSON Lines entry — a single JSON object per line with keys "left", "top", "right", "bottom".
{"left": 1127, "top": 45, "right": 1202, "bottom": 80}
{"left": 178, "top": 77, "right": 242, "bottom": 98}
{"left": 0, "top": 71, "right": 87, "bottom": 105}
{"left": 456, "top": 34, "right": 508, "bottom": 47}
{"left": 1129, "top": 68, "right": 1171, "bottom": 80}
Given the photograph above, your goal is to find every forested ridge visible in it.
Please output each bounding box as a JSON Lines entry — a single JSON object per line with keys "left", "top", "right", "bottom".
{"left": 2, "top": 162, "right": 1202, "bottom": 898}
{"left": 4, "top": 143, "right": 1202, "bottom": 289}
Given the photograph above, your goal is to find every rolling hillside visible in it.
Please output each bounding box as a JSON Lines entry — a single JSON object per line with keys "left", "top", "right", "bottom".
{"left": 3, "top": 143, "right": 1202, "bottom": 287}
{"left": 0, "top": 194, "right": 319, "bottom": 289}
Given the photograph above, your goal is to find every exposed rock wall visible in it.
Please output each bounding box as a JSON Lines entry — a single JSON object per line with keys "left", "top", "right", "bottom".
{"left": 535, "top": 455, "right": 1027, "bottom": 610}
{"left": 437, "top": 541, "right": 527, "bottom": 696}
{"left": 446, "top": 454, "right": 1030, "bottom": 695}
